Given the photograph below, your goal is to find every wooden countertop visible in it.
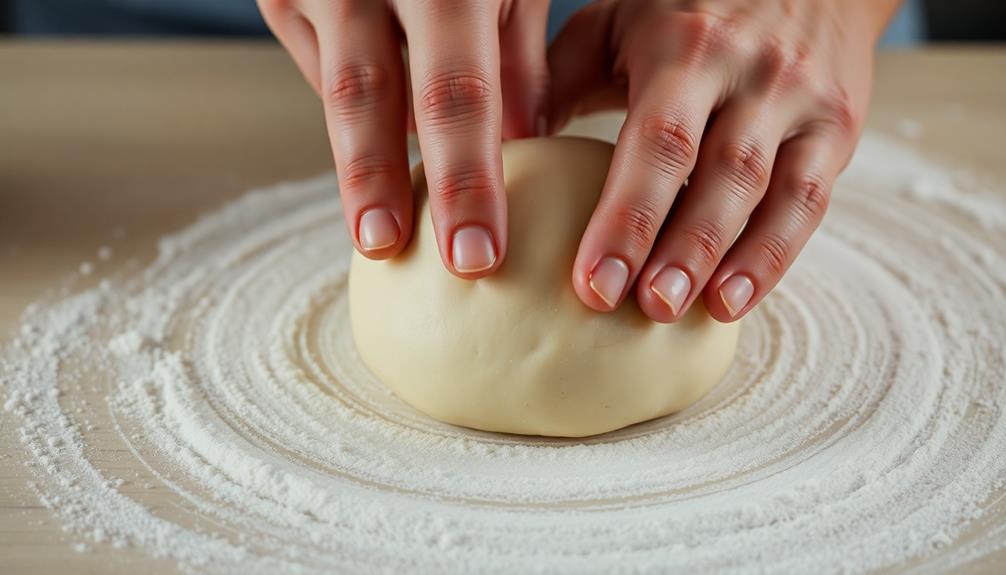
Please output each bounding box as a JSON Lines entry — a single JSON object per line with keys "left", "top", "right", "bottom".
{"left": 1, "top": 41, "right": 1005, "bottom": 574}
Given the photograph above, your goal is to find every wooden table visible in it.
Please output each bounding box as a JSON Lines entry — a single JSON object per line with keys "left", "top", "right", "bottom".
{"left": 1, "top": 41, "right": 1005, "bottom": 574}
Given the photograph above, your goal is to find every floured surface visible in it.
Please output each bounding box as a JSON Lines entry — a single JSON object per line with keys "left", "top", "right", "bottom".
{"left": 1, "top": 132, "right": 1005, "bottom": 574}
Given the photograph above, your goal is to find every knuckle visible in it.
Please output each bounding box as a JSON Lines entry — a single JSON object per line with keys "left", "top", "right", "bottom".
{"left": 325, "top": 64, "right": 388, "bottom": 119}
{"left": 675, "top": 12, "right": 731, "bottom": 61}
{"left": 340, "top": 154, "right": 395, "bottom": 192}
{"left": 790, "top": 172, "right": 831, "bottom": 223}
{"left": 816, "top": 88, "right": 859, "bottom": 137}
{"left": 760, "top": 41, "right": 812, "bottom": 89}
{"left": 680, "top": 219, "right": 727, "bottom": 267}
{"left": 718, "top": 139, "right": 770, "bottom": 200}
{"left": 432, "top": 167, "right": 498, "bottom": 207}
{"left": 756, "top": 233, "right": 792, "bottom": 276}
{"left": 611, "top": 200, "right": 664, "bottom": 251}
{"left": 760, "top": 40, "right": 788, "bottom": 70}
{"left": 635, "top": 114, "right": 698, "bottom": 179}
{"left": 419, "top": 69, "right": 494, "bottom": 126}
{"left": 717, "top": 27, "right": 748, "bottom": 60}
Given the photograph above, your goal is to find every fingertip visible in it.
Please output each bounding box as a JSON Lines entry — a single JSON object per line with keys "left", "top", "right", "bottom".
{"left": 357, "top": 245, "right": 405, "bottom": 261}
{"left": 704, "top": 273, "right": 756, "bottom": 322}
{"left": 446, "top": 224, "right": 503, "bottom": 280}
{"left": 635, "top": 264, "right": 695, "bottom": 323}
{"left": 423, "top": 158, "right": 509, "bottom": 280}
{"left": 572, "top": 277, "right": 614, "bottom": 313}
{"left": 355, "top": 207, "right": 411, "bottom": 260}
{"left": 636, "top": 283, "right": 676, "bottom": 323}
{"left": 572, "top": 255, "right": 630, "bottom": 312}
{"left": 425, "top": 177, "right": 509, "bottom": 280}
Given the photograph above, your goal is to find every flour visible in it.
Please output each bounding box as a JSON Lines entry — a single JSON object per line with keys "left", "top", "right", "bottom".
{"left": 896, "top": 118, "right": 923, "bottom": 140}
{"left": 1, "top": 133, "right": 1005, "bottom": 574}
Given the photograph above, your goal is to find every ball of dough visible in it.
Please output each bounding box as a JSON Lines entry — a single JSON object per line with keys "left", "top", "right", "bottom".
{"left": 349, "top": 137, "right": 740, "bottom": 437}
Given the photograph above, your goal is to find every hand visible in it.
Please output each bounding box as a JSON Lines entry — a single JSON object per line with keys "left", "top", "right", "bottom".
{"left": 549, "top": 0, "right": 899, "bottom": 322}
{"left": 258, "top": 0, "right": 550, "bottom": 278}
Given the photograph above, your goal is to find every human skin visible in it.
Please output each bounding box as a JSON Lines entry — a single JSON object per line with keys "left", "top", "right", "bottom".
{"left": 258, "top": 0, "right": 901, "bottom": 323}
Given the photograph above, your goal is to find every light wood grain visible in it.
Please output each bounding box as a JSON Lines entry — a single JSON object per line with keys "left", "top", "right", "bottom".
{"left": 1, "top": 41, "right": 1005, "bottom": 574}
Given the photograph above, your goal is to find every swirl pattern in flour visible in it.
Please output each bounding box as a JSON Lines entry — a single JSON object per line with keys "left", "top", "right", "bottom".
{"left": 2, "top": 133, "right": 1005, "bottom": 574}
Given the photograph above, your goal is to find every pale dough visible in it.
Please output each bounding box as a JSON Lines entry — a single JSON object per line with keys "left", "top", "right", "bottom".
{"left": 349, "top": 137, "right": 740, "bottom": 437}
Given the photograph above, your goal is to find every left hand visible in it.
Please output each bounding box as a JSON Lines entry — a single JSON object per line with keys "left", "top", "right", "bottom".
{"left": 549, "top": 0, "right": 900, "bottom": 322}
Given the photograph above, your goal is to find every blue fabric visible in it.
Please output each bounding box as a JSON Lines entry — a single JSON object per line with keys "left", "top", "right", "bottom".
{"left": 14, "top": 0, "right": 924, "bottom": 44}
{"left": 547, "top": 0, "right": 587, "bottom": 41}
{"left": 12, "top": 0, "right": 269, "bottom": 35}
{"left": 881, "top": 0, "right": 926, "bottom": 46}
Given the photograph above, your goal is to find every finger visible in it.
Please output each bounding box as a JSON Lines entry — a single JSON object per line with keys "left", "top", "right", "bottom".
{"left": 635, "top": 97, "right": 798, "bottom": 322}
{"left": 499, "top": 0, "right": 551, "bottom": 138}
{"left": 402, "top": 48, "right": 417, "bottom": 133}
{"left": 307, "top": 1, "right": 412, "bottom": 259}
{"left": 546, "top": 1, "right": 618, "bottom": 134}
{"left": 258, "top": 0, "right": 322, "bottom": 95}
{"left": 399, "top": 1, "right": 507, "bottom": 279}
{"left": 571, "top": 65, "right": 721, "bottom": 311}
{"left": 700, "top": 131, "right": 851, "bottom": 321}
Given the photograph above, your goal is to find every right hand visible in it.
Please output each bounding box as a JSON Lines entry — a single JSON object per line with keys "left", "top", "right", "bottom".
{"left": 258, "top": 0, "right": 551, "bottom": 278}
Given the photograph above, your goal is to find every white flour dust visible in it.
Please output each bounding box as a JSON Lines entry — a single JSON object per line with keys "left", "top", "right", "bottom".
{"left": 2, "top": 133, "right": 1006, "bottom": 574}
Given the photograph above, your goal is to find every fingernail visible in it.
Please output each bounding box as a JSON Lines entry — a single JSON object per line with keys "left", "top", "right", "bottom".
{"left": 359, "top": 208, "right": 400, "bottom": 251}
{"left": 452, "top": 225, "right": 497, "bottom": 274}
{"left": 588, "top": 256, "right": 630, "bottom": 309}
{"left": 719, "top": 274, "right": 755, "bottom": 318}
{"left": 650, "top": 266, "right": 691, "bottom": 316}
